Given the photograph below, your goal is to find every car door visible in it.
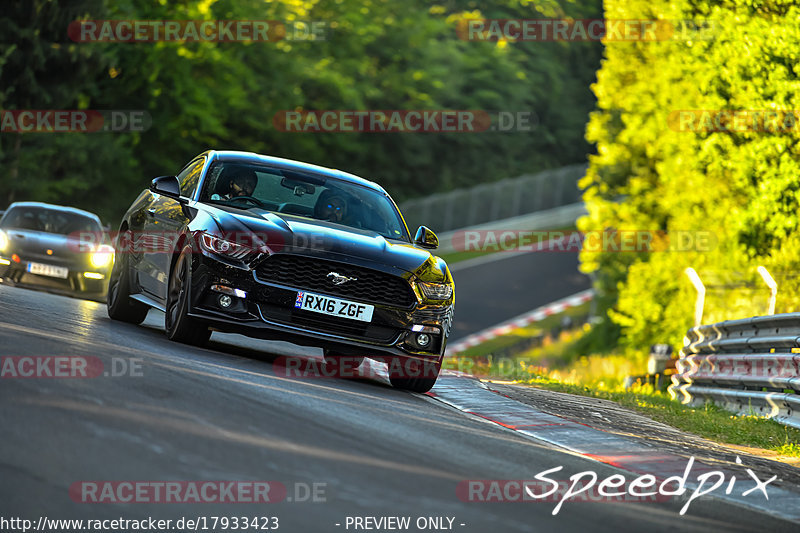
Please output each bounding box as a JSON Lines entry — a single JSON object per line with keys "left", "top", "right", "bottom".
{"left": 141, "top": 157, "right": 205, "bottom": 301}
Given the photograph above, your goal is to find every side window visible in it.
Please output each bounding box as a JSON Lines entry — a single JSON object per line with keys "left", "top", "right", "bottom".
{"left": 177, "top": 158, "right": 205, "bottom": 197}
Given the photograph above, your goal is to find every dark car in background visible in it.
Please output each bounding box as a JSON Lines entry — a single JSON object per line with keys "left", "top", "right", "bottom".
{"left": 108, "top": 150, "right": 454, "bottom": 392}
{"left": 0, "top": 202, "right": 113, "bottom": 302}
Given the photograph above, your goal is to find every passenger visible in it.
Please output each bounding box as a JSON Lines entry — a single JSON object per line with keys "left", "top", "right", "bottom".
{"left": 314, "top": 189, "right": 348, "bottom": 223}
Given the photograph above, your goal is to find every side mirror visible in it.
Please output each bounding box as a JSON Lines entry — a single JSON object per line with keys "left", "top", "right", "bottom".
{"left": 414, "top": 226, "right": 439, "bottom": 249}
{"left": 150, "top": 176, "right": 182, "bottom": 200}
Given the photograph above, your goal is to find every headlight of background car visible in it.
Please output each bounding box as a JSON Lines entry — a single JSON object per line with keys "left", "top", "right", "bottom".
{"left": 199, "top": 232, "right": 253, "bottom": 260}
{"left": 90, "top": 244, "right": 115, "bottom": 268}
{"left": 417, "top": 281, "right": 453, "bottom": 300}
{"left": 0, "top": 230, "right": 8, "bottom": 252}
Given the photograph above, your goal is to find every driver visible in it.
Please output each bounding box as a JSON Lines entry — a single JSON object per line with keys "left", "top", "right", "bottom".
{"left": 212, "top": 167, "right": 257, "bottom": 200}
{"left": 229, "top": 171, "right": 257, "bottom": 198}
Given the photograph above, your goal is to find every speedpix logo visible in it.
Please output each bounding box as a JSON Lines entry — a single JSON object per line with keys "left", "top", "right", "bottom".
{"left": 458, "top": 457, "right": 775, "bottom": 516}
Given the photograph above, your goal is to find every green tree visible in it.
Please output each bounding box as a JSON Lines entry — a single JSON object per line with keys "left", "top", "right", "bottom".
{"left": 581, "top": 0, "right": 800, "bottom": 349}
{"left": 0, "top": 0, "right": 118, "bottom": 213}
{"left": 1, "top": 0, "right": 602, "bottom": 224}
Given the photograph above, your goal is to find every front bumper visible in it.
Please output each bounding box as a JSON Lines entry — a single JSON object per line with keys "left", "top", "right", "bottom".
{"left": 187, "top": 252, "right": 453, "bottom": 362}
{"left": 0, "top": 256, "right": 109, "bottom": 301}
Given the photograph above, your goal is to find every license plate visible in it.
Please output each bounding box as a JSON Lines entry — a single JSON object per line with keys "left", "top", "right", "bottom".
{"left": 294, "top": 291, "right": 374, "bottom": 322}
{"left": 27, "top": 262, "right": 69, "bottom": 279}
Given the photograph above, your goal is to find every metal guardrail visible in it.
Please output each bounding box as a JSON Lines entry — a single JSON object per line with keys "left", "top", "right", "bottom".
{"left": 669, "top": 312, "right": 800, "bottom": 429}
{"left": 399, "top": 164, "right": 587, "bottom": 234}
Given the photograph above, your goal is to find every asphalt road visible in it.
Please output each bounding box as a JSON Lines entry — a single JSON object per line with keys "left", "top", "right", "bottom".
{"left": 450, "top": 250, "right": 591, "bottom": 341}
{"left": 1, "top": 284, "right": 797, "bottom": 533}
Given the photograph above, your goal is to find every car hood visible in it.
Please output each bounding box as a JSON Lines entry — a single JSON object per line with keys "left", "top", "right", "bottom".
{"left": 197, "top": 206, "right": 447, "bottom": 281}
{"left": 1, "top": 228, "right": 99, "bottom": 266}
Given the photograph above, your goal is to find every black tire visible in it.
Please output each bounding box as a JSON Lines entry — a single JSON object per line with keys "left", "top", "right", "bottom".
{"left": 165, "top": 246, "right": 211, "bottom": 346}
{"left": 389, "top": 358, "right": 441, "bottom": 393}
{"left": 323, "top": 350, "right": 364, "bottom": 376}
{"left": 107, "top": 243, "right": 149, "bottom": 324}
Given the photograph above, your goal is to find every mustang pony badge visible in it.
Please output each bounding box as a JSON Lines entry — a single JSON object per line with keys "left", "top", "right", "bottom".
{"left": 327, "top": 272, "right": 357, "bottom": 285}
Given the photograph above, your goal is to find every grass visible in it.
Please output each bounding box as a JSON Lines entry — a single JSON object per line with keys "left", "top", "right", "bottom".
{"left": 449, "top": 325, "right": 642, "bottom": 389}
{"left": 523, "top": 378, "right": 800, "bottom": 456}
{"left": 453, "top": 302, "right": 591, "bottom": 358}
{"left": 445, "top": 322, "right": 800, "bottom": 457}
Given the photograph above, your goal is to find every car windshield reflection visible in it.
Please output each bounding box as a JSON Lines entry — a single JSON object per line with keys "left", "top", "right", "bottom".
{"left": 200, "top": 163, "right": 409, "bottom": 241}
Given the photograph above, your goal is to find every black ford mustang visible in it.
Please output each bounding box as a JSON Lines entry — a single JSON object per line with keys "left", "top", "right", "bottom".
{"left": 108, "top": 150, "right": 454, "bottom": 392}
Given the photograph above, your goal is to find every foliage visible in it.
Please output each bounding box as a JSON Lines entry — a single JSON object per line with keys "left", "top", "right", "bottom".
{"left": 580, "top": 0, "right": 800, "bottom": 349}
{"left": 0, "top": 0, "right": 602, "bottom": 224}
{"left": 0, "top": 0, "right": 113, "bottom": 206}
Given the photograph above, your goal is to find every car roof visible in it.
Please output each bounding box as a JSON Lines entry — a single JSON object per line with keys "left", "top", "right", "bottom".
{"left": 202, "top": 150, "right": 388, "bottom": 195}
{"left": 5, "top": 202, "right": 102, "bottom": 223}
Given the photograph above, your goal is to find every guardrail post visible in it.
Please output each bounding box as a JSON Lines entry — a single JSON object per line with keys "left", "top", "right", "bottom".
{"left": 757, "top": 265, "right": 777, "bottom": 315}
{"left": 685, "top": 267, "right": 705, "bottom": 327}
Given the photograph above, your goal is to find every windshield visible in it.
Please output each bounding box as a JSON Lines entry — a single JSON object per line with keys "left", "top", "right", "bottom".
{"left": 0, "top": 206, "right": 101, "bottom": 235}
{"left": 199, "top": 162, "right": 410, "bottom": 241}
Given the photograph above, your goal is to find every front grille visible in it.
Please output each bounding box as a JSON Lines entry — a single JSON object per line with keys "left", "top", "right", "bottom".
{"left": 256, "top": 254, "right": 415, "bottom": 307}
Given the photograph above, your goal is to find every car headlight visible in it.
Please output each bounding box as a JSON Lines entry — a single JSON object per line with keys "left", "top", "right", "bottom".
{"left": 417, "top": 281, "right": 453, "bottom": 300}
{"left": 0, "top": 230, "right": 7, "bottom": 252}
{"left": 90, "top": 245, "right": 114, "bottom": 268}
{"left": 199, "top": 232, "right": 253, "bottom": 260}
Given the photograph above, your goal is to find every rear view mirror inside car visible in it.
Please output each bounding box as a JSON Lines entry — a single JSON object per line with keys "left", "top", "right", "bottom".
{"left": 280, "top": 177, "right": 316, "bottom": 196}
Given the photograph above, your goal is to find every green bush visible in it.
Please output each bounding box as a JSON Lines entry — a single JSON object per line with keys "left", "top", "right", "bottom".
{"left": 581, "top": 0, "right": 800, "bottom": 349}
